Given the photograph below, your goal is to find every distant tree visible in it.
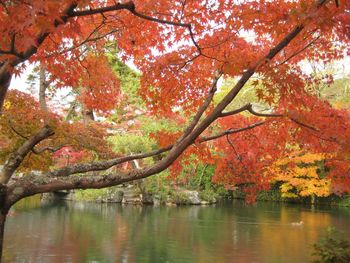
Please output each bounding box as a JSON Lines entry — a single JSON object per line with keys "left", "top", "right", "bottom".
{"left": 268, "top": 153, "right": 331, "bottom": 202}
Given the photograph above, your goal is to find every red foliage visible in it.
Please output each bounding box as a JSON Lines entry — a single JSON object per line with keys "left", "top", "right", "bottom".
{"left": 53, "top": 147, "right": 87, "bottom": 167}
{"left": 1, "top": 0, "right": 350, "bottom": 202}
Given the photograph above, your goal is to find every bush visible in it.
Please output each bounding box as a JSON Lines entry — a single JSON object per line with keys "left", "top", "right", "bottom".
{"left": 199, "top": 189, "right": 217, "bottom": 202}
{"left": 75, "top": 187, "right": 123, "bottom": 202}
{"left": 312, "top": 228, "right": 350, "bottom": 263}
{"left": 170, "top": 191, "right": 191, "bottom": 205}
{"left": 337, "top": 195, "right": 350, "bottom": 207}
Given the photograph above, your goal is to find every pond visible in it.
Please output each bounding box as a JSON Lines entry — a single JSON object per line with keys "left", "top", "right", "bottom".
{"left": 3, "top": 199, "right": 350, "bottom": 263}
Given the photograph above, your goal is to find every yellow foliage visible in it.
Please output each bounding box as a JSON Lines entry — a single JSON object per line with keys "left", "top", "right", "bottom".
{"left": 3, "top": 100, "right": 11, "bottom": 109}
{"left": 267, "top": 152, "right": 332, "bottom": 198}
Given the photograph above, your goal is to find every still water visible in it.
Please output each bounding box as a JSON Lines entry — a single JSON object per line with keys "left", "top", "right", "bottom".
{"left": 3, "top": 199, "right": 350, "bottom": 263}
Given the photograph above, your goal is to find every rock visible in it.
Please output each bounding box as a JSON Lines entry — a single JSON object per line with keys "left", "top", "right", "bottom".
{"left": 153, "top": 195, "right": 161, "bottom": 206}
{"left": 184, "top": 190, "right": 201, "bottom": 205}
{"left": 41, "top": 191, "right": 75, "bottom": 201}
{"left": 170, "top": 190, "right": 202, "bottom": 205}
{"left": 166, "top": 202, "right": 177, "bottom": 207}
{"left": 141, "top": 192, "right": 153, "bottom": 204}
{"left": 122, "top": 186, "right": 142, "bottom": 204}
{"left": 102, "top": 190, "right": 123, "bottom": 203}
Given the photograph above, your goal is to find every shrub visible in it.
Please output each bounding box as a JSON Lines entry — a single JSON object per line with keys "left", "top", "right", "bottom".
{"left": 312, "top": 228, "right": 350, "bottom": 263}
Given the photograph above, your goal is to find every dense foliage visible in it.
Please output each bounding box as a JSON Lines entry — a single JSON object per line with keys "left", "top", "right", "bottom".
{"left": 0, "top": 0, "right": 349, "bottom": 221}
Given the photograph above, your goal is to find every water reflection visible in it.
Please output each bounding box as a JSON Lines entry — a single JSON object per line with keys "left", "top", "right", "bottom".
{"left": 3, "top": 199, "right": 350, "bottom": 263}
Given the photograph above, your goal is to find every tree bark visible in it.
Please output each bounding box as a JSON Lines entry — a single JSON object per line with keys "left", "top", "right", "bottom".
{"left": 0, "top": 212, "right": 6, "bottom": 263}
{"left": 39, "top": 67, "right": 48, "bottom": 112}
{"left": 0, "top": 62, "right": 12, "bottom": 114}
{"left": 0, "top": 125, "right": 54, "bottom": 184}
{"left": 82, "top": 109, "right": 94, "bottom": 123}
{"left": 0, "top": 184, "right": 9, "bottom": 263}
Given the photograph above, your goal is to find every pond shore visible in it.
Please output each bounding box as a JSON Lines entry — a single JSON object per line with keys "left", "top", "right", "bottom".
{"left": 41, "top": 185, "right": 350, "bottom": 207}
{"left": 42, "top": 185, "right": 218, "bottom": 206}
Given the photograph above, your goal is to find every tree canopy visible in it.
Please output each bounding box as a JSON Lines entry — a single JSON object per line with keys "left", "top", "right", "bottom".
{"left": 0, "top": 0, "right": 349, "bottom": 209}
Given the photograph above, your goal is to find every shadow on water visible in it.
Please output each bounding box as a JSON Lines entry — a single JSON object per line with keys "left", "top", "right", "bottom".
{"left": 3, "top": 198, "right": 350, "bottom": 263}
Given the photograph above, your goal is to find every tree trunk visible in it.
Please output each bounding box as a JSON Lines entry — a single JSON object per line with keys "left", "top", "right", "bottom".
{"left": 0, "top": 184, "right": 9, "bottom": 263}
{"left": 39, "top": 66, "right": 48, "bottom": 112}
{"left": 0, "top": 212, "right": 7, "bottom": 263}
{"left": 0, "top": 62, "right": 12, "bottom": 114}
{"left": 82, "top": 109, "right": 94, "bottom": 123}
{"left": 311, "top": 194, "right": 316, "bottom": 205}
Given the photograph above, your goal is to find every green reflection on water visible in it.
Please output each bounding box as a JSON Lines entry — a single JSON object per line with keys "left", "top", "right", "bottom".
{"left": 4, "top": 200, "right": 350, "bottom": 263}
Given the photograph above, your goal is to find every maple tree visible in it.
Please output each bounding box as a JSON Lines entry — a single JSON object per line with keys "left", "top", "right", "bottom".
{"left": 268, "top": 152, "right": 332, "bottom": 201}
{"left": 0, "top": 0, "right": 349, "bottom": 260}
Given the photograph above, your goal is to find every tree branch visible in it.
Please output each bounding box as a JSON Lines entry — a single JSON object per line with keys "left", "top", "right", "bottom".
{"left": 247, "top": 105, "right": 284, "bottom": 118}
{"left": 70, "top": 1, "right": 191, "bottom": 28}
{"left": 220, "top": 103, "right": 319, "bottom": 132}
{"left": 31, "top": 145, "right": 66, "bottom": 155}
{"left": 199, "top": 121, "right": 266, "bottom": 142}
{"left": 221, "top": 103, "right": 284, "bottom": 118}
{"left": 70, "top": 1, "right": 206, "bottom": 58}
{"left": 0, "top": 125, "right": 54, "bottom": 185}
{"left": 5, "top": 121, "right": 267, "bottom": 205}
{"left": 47, "top": 146, "right": 172, "bottom": 178}
{"left": 8, "top": 120, "right": 29, "bottom": 140}
{"left": 278, "top": 35, "right": 321, "bottom": 66}
{"left": 0, "top": 33, "right": 20, "bottom": 58}
{"left": 37, "top": 119, "right": 266, "bottom": 179}
{"left": 289, "top": 117, "right": 319, "bottom": 132}
{"left": 0, "top": 61, "right": 12, "bottom": 114}
{"left": 177, "top": 71, "right": 222, "bottom": 143}
{"left": 3, "top": 0, "right": 330, "bottom": 206}
{"left": 0, "top": 3, "right": 78, "bottom": 113}
{"left": 69, "top": 2, "right": 136, "bottom": 17}
{"left": 219, "top": 104, "right": 252, "bottom": 117}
